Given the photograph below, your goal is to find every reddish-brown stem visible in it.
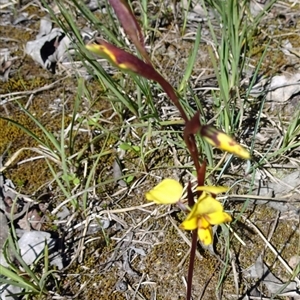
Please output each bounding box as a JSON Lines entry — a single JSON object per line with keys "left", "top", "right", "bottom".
{"left": 153, "top": 74, "right": 188, "bottom": 123}
{"left": 153, "top": 60, "right": 205, "bottom": 300}
{"left": 186, "top": 182, "right": 198, "bottom": 300}
{"left": 187, "top": 229, "right": 198, "bottom": 300}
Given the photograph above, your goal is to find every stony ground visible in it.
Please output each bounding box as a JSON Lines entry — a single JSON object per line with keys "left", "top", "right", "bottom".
{"left": 0, "top": 0, "right": 300, "bottom": 299}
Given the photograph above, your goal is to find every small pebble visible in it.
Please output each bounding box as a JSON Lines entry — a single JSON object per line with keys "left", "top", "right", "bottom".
{"left": 115, "top": 279, "right": 128, "bottom": 292}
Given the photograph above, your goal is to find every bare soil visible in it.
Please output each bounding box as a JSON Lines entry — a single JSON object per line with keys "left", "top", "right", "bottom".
{"left": 0, "top": 1, "right": 299, "bottom": 299}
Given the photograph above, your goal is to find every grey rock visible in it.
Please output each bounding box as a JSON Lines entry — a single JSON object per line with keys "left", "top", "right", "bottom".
{"left": 0, "top": 284, "right": 22, "bottom": 300}
{"left": 245, "top": 255, "right": 300, "bottom": 297}
{"left": 18, "top": 231, "right": 55, "bottom": 265}
{"left": 0, "top": 211, "right": 9, "bottom": 267}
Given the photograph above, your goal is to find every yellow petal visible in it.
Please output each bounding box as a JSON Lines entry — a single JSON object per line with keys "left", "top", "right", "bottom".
{"left": 181, "top": 197, "right": 201, "bottom": 221}
{"left": 86, "top": 43, "right": 118, "bottom": 66}
{"left": 194, "top": 193, "right": 224, "bottom": 215}
{"left": 180, "top": 216, "right": 198, "bottom": 230}
{"left": 86, "top": 40, "right": 138, "bottom": 72}
{"left": 205, "top": 211, "right": 232, "bottom": 225}
{"left": 201, "top": 125, "right": 251, "bottom": 160}
{"left": 198, "top": 227, "right": 213, "bottom": 245}
{"left": 197, "top": 186, "right": 228, "bottom": 194}
{"left": 198, "top": 216, "right": 210, "bottom": 229}
{"left": 145, "top": 179, "right": 183, "bottom": 204}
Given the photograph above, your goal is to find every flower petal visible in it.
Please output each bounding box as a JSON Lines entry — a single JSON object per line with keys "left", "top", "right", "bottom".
{"left": 197, "top": 186, "right": 228, "bottom": 194}
{"left": 86, "top": 39, "right": 160, "bottom": 81}
{"left": 194, "top": 193, "right": 224, "bottom": 215}
{"left": 198, "top": 227, "right": 213, "bottom": 245}
{"left": 109, "top": 0, "right": 151, "bottom": 64}
{"left": 198, "top": 216, "right": 210, "bottom": 229}
{"left": 200, "top": 125, "right": 251, "bottom": 160}
{"left": 145, "top": 179, "right": 183, "bottom": 204}
{"left": 205, "top": 211, "right": 232, "bottom": 225}
{"left": 180, "top": 216, "right": 198, "bottom": 230}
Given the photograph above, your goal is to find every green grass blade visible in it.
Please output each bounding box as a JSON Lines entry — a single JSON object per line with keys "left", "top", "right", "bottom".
{"left": 178, "top": 24, "right": 201, "bottom": 93}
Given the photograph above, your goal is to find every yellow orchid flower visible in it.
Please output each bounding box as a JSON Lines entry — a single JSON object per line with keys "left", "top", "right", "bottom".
{"left": 145, "top": 178, "right": 183, "bottom": 204}
{"left": 180, "top": 191, "right": 232, "bottom": 245}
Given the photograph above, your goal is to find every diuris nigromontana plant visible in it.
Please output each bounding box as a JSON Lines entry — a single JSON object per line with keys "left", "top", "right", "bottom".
{"left": 85, "top": 0, "right": 251, "bottom": 298}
